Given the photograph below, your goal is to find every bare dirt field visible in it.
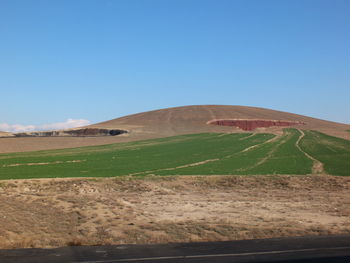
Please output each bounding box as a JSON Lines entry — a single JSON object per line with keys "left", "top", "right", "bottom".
{"left": 0, "top": 175, "right": 349, "bottom": 249}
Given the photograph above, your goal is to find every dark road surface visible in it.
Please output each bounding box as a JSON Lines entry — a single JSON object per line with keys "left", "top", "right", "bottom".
{"left": 1, "top": 235, "right": 350, "bottom": 263}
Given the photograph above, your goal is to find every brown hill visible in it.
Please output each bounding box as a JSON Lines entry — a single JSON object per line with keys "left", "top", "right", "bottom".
{"left": 92, "top": 105, "right": 350, "bottom": 138}
{"left": 1, "top": 105, "right": 349, "bottom": 153}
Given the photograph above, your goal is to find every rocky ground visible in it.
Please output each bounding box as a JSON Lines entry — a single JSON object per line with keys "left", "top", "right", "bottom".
{"left": 0, "top": 175, "right": 349, "bottom": 249}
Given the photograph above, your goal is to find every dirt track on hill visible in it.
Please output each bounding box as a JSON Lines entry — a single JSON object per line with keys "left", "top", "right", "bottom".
{"left": 296, "top": 129, "right": 325, "bottom": 175}
{"left": 0, "top": 175, "right": 349, "bottom": 249}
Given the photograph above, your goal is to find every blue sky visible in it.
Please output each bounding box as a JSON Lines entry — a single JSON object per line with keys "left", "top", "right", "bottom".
{"left": 1, "top": 0, "right": 349, "bottom": 131}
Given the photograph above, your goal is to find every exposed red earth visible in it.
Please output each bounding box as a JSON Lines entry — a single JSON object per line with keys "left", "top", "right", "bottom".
{"left": 207, "top": 119, "right": 304, "bottom": 131}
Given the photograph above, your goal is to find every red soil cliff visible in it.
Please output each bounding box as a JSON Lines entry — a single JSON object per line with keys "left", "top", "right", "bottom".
{"left": 207, "top": 119, "right": 304, "bottom": 131}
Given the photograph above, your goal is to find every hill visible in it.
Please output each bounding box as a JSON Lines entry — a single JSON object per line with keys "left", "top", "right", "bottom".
{"left": 0, "top": 105, "right": 349, "bottom": 153}
{"left": 92, "top": 105, "right": 350, "bottom": 138}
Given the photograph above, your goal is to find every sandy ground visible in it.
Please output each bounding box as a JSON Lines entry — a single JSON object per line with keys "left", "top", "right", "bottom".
{"left": 0, "top": 175, "right": 349, "bottom": 249}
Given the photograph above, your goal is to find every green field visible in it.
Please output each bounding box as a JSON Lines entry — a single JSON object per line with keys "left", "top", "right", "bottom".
{"left": 0, "top": 129, "right": 349, "bottom": 180}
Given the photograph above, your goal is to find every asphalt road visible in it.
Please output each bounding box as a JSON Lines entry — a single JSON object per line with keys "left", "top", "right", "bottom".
{"left": 1, "top": 235, "right": 350, "bottom": 263}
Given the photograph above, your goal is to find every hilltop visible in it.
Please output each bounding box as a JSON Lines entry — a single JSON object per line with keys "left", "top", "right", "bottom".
{"left": 92, "top": 105, "right": 350, "bottom": 137}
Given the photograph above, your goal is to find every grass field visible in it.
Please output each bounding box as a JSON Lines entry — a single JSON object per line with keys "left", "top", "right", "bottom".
{"left": 0, "top": 129, "right": 349, "bottom": 180}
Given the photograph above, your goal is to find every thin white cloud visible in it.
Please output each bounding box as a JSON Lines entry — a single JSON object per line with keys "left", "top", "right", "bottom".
{"left": 0, "top": 119, "right": 91, "bottom": 133}
{"left": 0, "top": 123, "right": 36, "bottom": 133}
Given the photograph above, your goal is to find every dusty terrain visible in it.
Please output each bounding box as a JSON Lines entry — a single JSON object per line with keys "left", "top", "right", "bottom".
{"left": 1, "top": 105, "right": 350, "bottom": 153}
{"left": 0, "top": 131, "right": 12, "bottom": 137}
{"left": 0, "top": 175, "right": 349, "bottom": 249}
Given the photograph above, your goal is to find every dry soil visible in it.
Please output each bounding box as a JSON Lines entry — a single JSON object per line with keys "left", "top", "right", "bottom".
{"left": 0, "top": 175, "right": 349, "bottom": 249}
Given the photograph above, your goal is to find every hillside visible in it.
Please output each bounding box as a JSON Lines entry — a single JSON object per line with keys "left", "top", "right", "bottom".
{"left": 1, "top": 105, "right": 349, "bottom": 153}
{"left": 92, "top": 105, "right": 350, "bottom": 138}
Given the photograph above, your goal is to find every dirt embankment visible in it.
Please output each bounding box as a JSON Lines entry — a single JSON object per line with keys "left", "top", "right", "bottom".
{"left": 0, "top": 175, "right": 349, "bottom": 249}
{"left": 207, "top": 119, "right": 304, "bottom": 131}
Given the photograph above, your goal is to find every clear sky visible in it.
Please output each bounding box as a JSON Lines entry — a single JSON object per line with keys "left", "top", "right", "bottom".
{"left": 1, "top": 0, "right": 349, "bottom": 131}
